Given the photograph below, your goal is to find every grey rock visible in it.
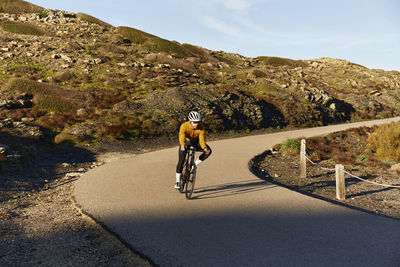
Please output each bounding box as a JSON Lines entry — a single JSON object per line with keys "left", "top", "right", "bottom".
{"left": 76, "top": 108, "right": 89, "bottom": 117}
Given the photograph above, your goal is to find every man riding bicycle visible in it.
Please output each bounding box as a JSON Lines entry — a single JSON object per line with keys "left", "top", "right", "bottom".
{"left": 175, "top": 111, "right": 212, "bottom": 189}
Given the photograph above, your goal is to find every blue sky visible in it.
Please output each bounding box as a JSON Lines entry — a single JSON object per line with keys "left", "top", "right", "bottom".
{"left": 28, "top": 0, "right": 400, "bottom": 71}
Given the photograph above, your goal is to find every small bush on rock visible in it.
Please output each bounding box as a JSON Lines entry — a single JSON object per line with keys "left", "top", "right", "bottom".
{"left": 281, "top": 138, "right": 301, "bottom": 151}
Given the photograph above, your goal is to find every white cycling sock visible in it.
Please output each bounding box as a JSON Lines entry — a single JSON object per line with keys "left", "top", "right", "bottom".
{"left": 195, "top": 159, "right": 202, "bottom": 166}
{"left": 176, "top": 173, "right": 181, "bottom": 183}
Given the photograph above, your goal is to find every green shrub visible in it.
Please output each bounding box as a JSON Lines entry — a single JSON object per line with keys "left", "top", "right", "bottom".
{"left": 281, "top": 138, "right": 301, "bottom": 151}
{"left": 356, "top": 154, "right": 368, "bottom": 162}
{"left": 256, "top": 56, "right": 307, "bottom": 68}
{"left": 7, "top": 78, "right": 47, "bottom": 94}
{"left": 143, "top": 37, "right": 191, "bottom": 58}
{"left": 53, "top": 132, "right": 74, "bottom": 144}
{"left": 33, "top": 95, "right": 76, "bottom": 113}
{"left": 38, "top": 10, "right": 48, "bottom": 18}
{"left": 77, "top": 13, "right": 113, "bottom": 27}
{"left": 1, "top": 21, "right": 47, "bottom": 36}
{"left": 367, "top": 122, "right": 400, "bottom": 162}
{"left": 116, "top": 26, "right": 192, "bottom": 58}
{"left": 116, "top": 26, "right": 156, "bottom": 44}
{"left": 7, "top": 78, "right": 84, "bottom": 113}
{"left": 10, "top": 65, "right": 39, "bottom": 75}
{"left": 252, "top": 69, "right": 268, "bottom": 78}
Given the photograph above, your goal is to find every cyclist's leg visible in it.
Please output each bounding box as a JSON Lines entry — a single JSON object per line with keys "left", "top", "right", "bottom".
{"left": 175, "top": 141, "right": 192, "bottom": 185}
{"left": 175, "top": 145, "right": 186, "bottom": 187}
{"left": 193, "top": 143, "right": 212, "bottom": 167}
{"left": 199, "top": 144, "right": 212, "bottom": 160}
{"left": 176, "top": 141, "right": 193, "bottom": 172}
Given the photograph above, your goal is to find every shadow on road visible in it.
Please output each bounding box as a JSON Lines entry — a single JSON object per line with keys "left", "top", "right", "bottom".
{"left": 103, "top": 205, "right": 400, "bottom": 266}
{"left": 191, "top": 179, "right": 276, "bottom": 200}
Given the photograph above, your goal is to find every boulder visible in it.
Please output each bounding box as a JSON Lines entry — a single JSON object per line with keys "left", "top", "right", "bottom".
{"left": 76, "top": 108, "right": 89, "bottom": 117}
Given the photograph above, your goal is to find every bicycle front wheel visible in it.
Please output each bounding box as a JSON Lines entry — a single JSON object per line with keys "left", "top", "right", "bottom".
{"left": 179, "top": 169, "right": 187, "bottom": 193}
{"left": 185, "top": 170, "right": 196, "bottom": 199}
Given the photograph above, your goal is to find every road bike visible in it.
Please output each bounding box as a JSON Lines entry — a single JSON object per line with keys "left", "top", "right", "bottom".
{"left": 179, "top": 146, "right": 197, "bottom": 199}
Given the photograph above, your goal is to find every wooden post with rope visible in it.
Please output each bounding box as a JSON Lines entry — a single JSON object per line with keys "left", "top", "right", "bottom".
{"left": 335, "top": 164, "right": 346, "bottom": 200}
{"left": 300, "top": 139, "right": 306, "bottom": 178}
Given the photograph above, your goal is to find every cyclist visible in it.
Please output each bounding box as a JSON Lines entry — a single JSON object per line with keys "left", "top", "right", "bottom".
{"left": 175, "top": 111, "right": 212, "bottom": 189}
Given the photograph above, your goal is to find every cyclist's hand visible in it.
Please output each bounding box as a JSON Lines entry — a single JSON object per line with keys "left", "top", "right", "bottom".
{"left": 181, "top": 145, "right": 185, "bottom": 151}
{"left": 204, "top": 147, "right": 210, "bottom": 155}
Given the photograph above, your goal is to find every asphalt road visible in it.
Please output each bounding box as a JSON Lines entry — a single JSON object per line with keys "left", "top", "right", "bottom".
{"left": 74, "top": 118, "right": 400, "bottom": 266}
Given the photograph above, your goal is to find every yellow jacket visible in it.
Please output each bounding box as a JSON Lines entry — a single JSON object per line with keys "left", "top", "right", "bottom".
{"left": 179, "top": 121, "right": 206, "bottom": 149}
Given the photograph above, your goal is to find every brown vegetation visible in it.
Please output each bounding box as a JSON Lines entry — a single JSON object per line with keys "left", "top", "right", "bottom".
{"left": 367, "top": 122, "right": 400, "bottom": 162}
{"left": 0, "top": 0, "right": 43, "bottom": 13}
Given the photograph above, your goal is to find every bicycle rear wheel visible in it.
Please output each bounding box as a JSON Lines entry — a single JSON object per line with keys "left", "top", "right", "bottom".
{"left": 185, "top": 168, "right": 196, "bottom": 199}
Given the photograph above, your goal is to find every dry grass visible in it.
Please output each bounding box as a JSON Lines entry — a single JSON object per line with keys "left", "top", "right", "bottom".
{"left": 367, "top": 122, "right": 400, "bottom": 162}
{"left": 36, "top": 113, "right": 75, "bottom": 131}
{"left": 182, "top": 44, "right": 218, "bottom": 63}
{"left": 77, "top": 13, "right": 113, "bottom": 27}
{"left": 304, "top": 126, "right": 396, "bottom": 170}
{"left": 85, "top": 88, "right": 126, "bottom": 109}
{"left": 116, "top": 26, "right": 156, "bottom": 44}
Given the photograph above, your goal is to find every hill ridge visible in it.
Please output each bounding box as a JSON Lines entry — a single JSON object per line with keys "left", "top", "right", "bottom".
{"left": 0, "top": 5, "right": 399, "bottom": 145}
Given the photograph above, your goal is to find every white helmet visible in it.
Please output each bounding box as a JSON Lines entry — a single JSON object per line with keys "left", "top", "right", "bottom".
{"left": 188, "top": 111, "right": 201, "bottom": 122}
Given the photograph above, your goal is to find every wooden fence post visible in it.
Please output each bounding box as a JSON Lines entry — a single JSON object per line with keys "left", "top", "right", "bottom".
{"left": 335, "top": 164, "right": 346, "bottom": 200}
{"left": 300, "top": 139, "right": 306, "bottom": 178}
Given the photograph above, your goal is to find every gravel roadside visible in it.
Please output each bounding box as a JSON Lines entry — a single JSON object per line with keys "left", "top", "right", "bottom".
{"left": 0, "top": 157, "right": 152, "bottom": 266}
{"left": 254, "top": 150, "right": 400, "bottom": 221}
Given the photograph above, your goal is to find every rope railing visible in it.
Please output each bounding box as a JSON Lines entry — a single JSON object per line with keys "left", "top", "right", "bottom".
{"left": 299, "top": 139, "right": 400, "bottom": 199}
{"left": 305, "top": 155, "right": 336, "bottom": 171}
{"left": 344, "top": 170, "right": 400, "bottom": 188}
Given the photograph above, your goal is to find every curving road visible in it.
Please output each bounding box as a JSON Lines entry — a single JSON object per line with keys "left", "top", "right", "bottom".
{"left": 74, "top": 118, "right": 400, "bottom": 266}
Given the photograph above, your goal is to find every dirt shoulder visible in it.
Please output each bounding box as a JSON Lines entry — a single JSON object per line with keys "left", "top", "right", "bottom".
{"left": 252, "top": 150, "right": 400, "bottom": 221}
{"left": 0, "top": 172, "right": 152, "bottom": 266}
{"left": 0, "top": 150, "right": 153, "bottom": 266}
{"left": 0, "top": 136, "right": 177, "bottom": 266}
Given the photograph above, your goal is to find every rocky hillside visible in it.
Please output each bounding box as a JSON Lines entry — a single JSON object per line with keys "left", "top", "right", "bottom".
{"left": 0, "top": 1, "right": 400, "bottom": 148}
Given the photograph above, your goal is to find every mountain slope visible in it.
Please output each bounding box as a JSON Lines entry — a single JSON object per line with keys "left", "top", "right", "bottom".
{"left": 0, "top": 0, "right": 43, "bottom": 13}
{"left": 0, "top": 4, "right": 399, "bottom": 145}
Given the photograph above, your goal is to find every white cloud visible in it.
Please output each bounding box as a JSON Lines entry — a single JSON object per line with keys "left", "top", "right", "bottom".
{"left": 183, "top": 0, "right": 398, "bottom": 63}
{"left": 209, "top": 0, "right": 252, "bottom": 10}
{"left": 203, "top": 16, "right": 245, "bottom": 39}
{"left": 181, "top": 0, "right": 259, "bottom": 11}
